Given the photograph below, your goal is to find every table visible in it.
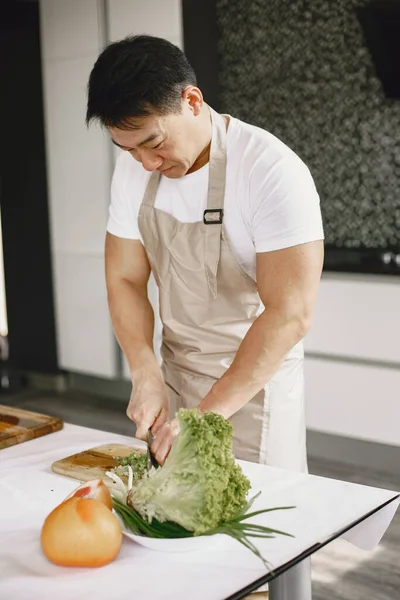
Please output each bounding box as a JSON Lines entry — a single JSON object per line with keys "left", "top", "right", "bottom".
{"left": 0, "top": 423, "right": 398, "bottom": 600}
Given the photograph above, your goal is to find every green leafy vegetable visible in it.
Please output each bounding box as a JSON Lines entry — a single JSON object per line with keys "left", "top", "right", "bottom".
{"left": 126, "top": 408, "right": 252, "bottom": 535}
{"left": 106, "top": 408, "right": 296, "bottom": 567}
{"left": 112, "top": 449, "right": 148, "bottom": 481}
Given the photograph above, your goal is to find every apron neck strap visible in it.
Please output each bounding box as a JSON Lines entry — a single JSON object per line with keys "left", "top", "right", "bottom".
{"left": 203, "top": 107, "right": 227, "bottom": 298}
{"left": 206, "top": 107, "right": 227, "bottom": 214}
{"left": 141, "top": 170, "right": 161, "bottom": 208}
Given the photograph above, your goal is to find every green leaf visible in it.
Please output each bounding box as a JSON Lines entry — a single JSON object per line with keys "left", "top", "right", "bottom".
{"left": 233, "top": 505, "right": 296, "bottom": 523}
{"left": 113, "top": 496, "right": 294, "bottom": 570}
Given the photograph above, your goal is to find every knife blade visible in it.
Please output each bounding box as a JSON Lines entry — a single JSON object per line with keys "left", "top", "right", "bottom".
{"left": 146, "top": 430, "right": 159, "bottom": 470}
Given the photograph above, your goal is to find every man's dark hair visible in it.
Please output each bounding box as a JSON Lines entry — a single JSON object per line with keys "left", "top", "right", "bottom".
{"left": 86, "top": 35, "right": 197, "bottom": 129}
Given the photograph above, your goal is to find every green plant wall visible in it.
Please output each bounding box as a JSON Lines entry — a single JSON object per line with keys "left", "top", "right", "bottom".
{"left": 216, "top": 0, "right": 400, "bottom": 252}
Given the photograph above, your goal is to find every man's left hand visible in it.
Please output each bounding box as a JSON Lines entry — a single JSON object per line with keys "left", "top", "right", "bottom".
{"left": 150, "top": 418, "right": 180, "bottom": 466}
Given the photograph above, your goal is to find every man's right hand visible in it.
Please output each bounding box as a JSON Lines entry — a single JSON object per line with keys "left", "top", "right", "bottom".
{"left": 127, "top": 371, "right": 169, "bottom": 440}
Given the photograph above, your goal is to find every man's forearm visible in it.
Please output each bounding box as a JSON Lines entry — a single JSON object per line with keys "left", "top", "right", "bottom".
{"left": 198, "top": 308, "right": 308, "bottom": 418}
{"left": 107, "top": 279, "right": 162, "bottom": 382}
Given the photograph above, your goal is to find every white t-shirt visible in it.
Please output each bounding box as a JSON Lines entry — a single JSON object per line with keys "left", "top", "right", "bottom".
{"left": 107, "top": 115, "right": 324, "bottom": 280}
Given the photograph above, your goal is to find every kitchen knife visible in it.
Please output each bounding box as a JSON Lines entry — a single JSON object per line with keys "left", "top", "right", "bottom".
{"left": 146, "top": 430, "right": 159, "bottom": 469}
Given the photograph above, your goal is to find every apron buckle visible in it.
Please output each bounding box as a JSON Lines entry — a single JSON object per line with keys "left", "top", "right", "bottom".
{"left": 203, "top": 209, "right": 224, "bottom": 225}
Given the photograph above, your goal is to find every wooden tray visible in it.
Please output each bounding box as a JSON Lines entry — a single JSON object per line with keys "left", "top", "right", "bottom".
{"left": 51, "top": 443, "right": 142, "bottom": 490}
{"left": 0, "top": 404, "right": 63, "bottom": 450}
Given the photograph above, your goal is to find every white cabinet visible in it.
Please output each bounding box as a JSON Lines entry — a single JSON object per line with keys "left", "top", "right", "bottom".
{"left": 304, "top": 273, "right": 400, "bottom": 446}
{"left": 305, "top": 356, "right": 400, "bottom": 447}
{"left": 305, "top": 274, "right": 400, "bottom": 363}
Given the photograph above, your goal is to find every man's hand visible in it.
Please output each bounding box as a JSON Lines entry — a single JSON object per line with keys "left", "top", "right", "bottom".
{"left": 150, "top": 418, "right": 180, "bottom": 465}
{"left": 127, "top": 370, "right": 170, "bottom": 440}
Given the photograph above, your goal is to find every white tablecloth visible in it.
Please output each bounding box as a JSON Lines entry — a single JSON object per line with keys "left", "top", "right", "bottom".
{"left": 0, "top": 424, "right": 398, "bottom": 600}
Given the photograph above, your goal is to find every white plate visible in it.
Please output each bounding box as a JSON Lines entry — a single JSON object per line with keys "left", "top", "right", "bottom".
{"left": 117, "top": 516, "right": 227, "bottom": 552}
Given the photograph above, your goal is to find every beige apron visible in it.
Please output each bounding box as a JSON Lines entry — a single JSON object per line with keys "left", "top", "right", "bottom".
{"left": 138, "top": 108, "right": 307, "bottom": 472}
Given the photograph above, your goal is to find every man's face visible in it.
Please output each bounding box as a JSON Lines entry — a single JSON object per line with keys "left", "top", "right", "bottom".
{"left": 109, "top": 103, "right": 202, "bottom": 179}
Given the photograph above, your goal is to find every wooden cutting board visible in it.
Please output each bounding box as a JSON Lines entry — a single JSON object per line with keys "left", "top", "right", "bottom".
{"left": 51, "top": 443, "right": 144, "bottom": 490}
{"left": 0, "top": 404, "right": 63, "bottom": 450}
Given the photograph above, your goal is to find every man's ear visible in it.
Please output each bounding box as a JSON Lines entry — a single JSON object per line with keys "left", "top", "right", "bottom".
{"left": 182, "top": 86, "right": 204, "bottom": 115}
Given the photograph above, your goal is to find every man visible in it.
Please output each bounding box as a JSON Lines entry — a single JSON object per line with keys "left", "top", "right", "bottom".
{"left": 86, "top": 35, "right": 324, "bottom": 469}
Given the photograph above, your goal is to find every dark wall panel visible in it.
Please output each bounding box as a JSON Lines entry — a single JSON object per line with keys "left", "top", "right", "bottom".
{"left": 0, "top": 2, "right": 59, "bottom": 373}
{"left": 182, "top": 0, "right": 221, "bottom": 110}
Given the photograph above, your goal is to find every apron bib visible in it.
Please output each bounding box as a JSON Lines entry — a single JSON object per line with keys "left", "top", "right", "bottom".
{"left": 138, "top": 108, "right": 307, "bottom": 472}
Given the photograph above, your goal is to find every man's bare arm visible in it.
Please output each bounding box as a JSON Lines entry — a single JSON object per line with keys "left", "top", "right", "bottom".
{"left": 105, "top": 233, "right": 169, "bottom": 437}
{"left": 198, "top": 240, "right": 324, "bottom": 417}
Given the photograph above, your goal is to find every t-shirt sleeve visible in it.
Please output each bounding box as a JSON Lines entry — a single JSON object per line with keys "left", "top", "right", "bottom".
{"left": 250, "top": 155, "right": 324, "bottom": 253}
{"left": 106, "top": 152, "right": 143, "bottom": 241}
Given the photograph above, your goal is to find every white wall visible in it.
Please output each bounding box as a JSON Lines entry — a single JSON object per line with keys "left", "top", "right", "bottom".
{"left": 39, "top": 0, "right": 182, "bottom": 379}
{"left": 107, "top": 0, "right": 183, "bottom": 47}
{"left": 39, "top": 0, "right": 116, "bottom": 377}
{"left": 304, "top": 273, "right": 400, "bottom": 446}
